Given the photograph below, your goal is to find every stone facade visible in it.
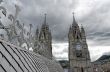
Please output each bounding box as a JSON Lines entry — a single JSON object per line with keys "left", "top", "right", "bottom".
{"left": 33, "top": 14, "right": 52, "bottom": 59}
{"left": 68, "top": 14, "right": 93, "bottom": 72}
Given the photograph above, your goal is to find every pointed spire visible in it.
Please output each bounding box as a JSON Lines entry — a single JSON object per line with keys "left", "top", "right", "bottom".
{"left": 35, "top": 27, "right": 39, "bottom": 41}
{"left": 72, "top": 12, "right": 78, "bottom": 27}
{"left": 44, "top": 13, "right": 47, "bottom": 24}
{"left": 72, "top": 12, "right": 75, "bottom": 22}
{"left": 41, "top": 13, "right": 47, "bottom": 30}
{"left": 81, "top": 24, "right": 85, "bottom": 36}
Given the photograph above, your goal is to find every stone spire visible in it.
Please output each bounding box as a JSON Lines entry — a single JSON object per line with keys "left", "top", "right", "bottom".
{"left": 39, "top": 14, "right": 48, "bottom": 42}
{"left": 36, "top": 14, "right": 52, "bottom": 59}
{"left": 72, "top": 12, "right": 78, "bottom": 27}
{"left": 35, "top": 27, "right": 39, "bottom": 38}
{"left": 33, "top": 27, "right": 39, "bottom": 50}
{"left": 81, "top": 24, "right": 86, "bottom": 42}
{"left": 44, "top": 13, "right": 47, "bottom": 24}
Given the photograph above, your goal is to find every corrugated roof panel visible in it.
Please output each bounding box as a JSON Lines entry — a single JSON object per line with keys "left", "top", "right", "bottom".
{"left": 9, "top": 46, "right": 29, "bottom": 72}
{"left": 0, "top": 65, "right": 6, "bottom": 72}
{"left": 0, "top": 39, "right": 63, "bottom": 72}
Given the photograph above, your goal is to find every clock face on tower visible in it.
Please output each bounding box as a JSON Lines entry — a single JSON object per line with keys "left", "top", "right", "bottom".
{"left": 76, "top": 43, "right": 82, "bottom": 50}
{"left": 75, "top": 42, "right": 82, "bottom": 57}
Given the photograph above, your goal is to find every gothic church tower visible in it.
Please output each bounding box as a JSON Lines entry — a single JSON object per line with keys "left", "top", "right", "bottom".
{"left": 68, "top": 13, "right": 92, "bottom": 72}
{"left": 34, "top": 14, "right": 52, "bottom": 59}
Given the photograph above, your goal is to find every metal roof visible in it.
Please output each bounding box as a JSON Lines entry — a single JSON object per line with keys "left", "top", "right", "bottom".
{"left": 0, "top": 39, "right": 63, "bottom": 72}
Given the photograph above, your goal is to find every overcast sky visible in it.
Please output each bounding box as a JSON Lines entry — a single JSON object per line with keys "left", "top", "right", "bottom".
{"left": 1, "top": 0, "right": 110, "bottom": 61}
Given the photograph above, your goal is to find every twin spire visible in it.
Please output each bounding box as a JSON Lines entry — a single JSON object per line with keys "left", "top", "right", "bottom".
{"left": 44, "top": 12, "right": 79, "bottom": 28}
{"left": 43, "top": 12, "right": 85, "bottom": 34}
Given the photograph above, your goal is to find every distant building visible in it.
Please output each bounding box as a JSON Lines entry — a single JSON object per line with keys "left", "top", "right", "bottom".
{"left": 68, "top": 13, "right": 93, "bottom": 72}
{"left": 93, "top": 55, "right": 110, "bottom": 72}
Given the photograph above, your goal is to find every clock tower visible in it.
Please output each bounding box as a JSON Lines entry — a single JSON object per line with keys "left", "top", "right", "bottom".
{"left": 68, "top": 13, "right": 93, "bottom": 72}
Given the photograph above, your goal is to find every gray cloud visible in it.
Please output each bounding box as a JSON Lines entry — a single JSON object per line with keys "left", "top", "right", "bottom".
{"left": 2, "top": 0, "right": 110, "bottom": 44}
{"left": 1, "top": 0, "right": 110, "bottom": 61}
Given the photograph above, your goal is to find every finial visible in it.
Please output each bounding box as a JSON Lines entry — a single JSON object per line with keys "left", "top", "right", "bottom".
{"left": 72, "top": 12, "right": 74, "bottom": 19}
{"left": 72, "top": 11, "right": 78, "bottom": 26}
{"left": 72, "top": 12, "right": 75, "bottom": 21}
{"left": 44, "top": 13, "right": 47, "bottom": 24}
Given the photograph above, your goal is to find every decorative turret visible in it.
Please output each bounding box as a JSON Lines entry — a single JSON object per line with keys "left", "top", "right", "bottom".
{"left": 81, "top": 25, "right": 86, "bottom": 42}
{"left": 34, "top": 27, "right": 39, "bottom": 47}
{"left": 36, "top": 28, "right": 39, "bottom": 39}
{"left": 68, "top": 25, "right": 73, "bottom": 42}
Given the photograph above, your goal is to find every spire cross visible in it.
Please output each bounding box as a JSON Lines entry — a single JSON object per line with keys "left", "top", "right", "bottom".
{"left": 72, "top": 12, "right": 75, "bottom": 19}
{"left": 44, "top": 13, "right": 47, "bottom": 24}
{"left": 72, "top": 12, "right": 76, "bottom": 24}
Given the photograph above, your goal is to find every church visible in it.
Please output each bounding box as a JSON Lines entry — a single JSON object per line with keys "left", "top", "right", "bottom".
{"left": 0, "top": 12, "right": 93, "bottom": 72}
{"left": 68, "top": 13, "right": 93, "bottom": 72}
{"left": 0, "top": 14, "right": 64, "bottom": 72}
